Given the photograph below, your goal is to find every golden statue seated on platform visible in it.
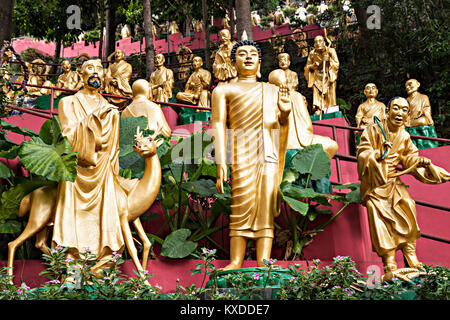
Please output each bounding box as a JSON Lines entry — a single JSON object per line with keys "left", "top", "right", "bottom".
{"left": 149, "top": 53, "right": 174, "bottom": 103}
{"left": 105, "top": 49, "right": 133, "bottom": 108}
{"left": 25, "top": 59, "right": 54, "bottom": 97}
{"left": 176, "top": 56, "right": 212, "bottom": 110}
{"left": 405, "top": 79, "right": 434, "bottom": 128}
{"left": 357, "top": 97, "right": 450, "bottom": 282}
{"left": 355, "top": 83, "right": 386, "bottom": 129}
{"left": 269, "top": 53, "right": 337, "bottom": 158}
{"left": 7, "top": 60, "right": 164, "bottom": 283}
{"left": 54, "top": 59, "right": 82, "bottom": 98}
{"left": 211, "top": 33, "right": 291, "bottom": 271}
{"left": 122, "top": 79, "right": 172, "bottom": 138}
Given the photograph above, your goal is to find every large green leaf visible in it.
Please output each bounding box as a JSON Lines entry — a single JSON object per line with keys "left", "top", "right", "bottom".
{"left": 291, "top": 144, "right": 331, "bottom": 181}
{"left": 181, "top": 179, "right": 217, "bottom": 197}
{"left": 0, "top": 120, "right": 39, "bottom": 137}
{"left": 0, "top": 161, "right": 13, "bottom": 179}
{"left": 334, "top": 182, "right": 362, "bottom": 204}
{"left": 0, "top": 180, "right": 56, "bottom": 220}
{"left": 161, "top": 228, "right": 197, "bottom": 258}
{"left": 118, "top": 116, "right": 148, "bottom": 157}
{"left": 0, "top": 220, "right": 21, "bottom": 234}
{"left": 282, "top": 195, "right": 309, "bottom": 216}
{"left": 18, "top": 136, "right": 77, "bottom": 182}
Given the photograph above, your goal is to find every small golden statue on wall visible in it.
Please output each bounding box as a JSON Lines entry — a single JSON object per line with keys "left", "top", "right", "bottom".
{"left": 176, "top": 56, "right": 212, "bottom": 109}
{"left": 212, "top": 29, "right": 237, "bottom": 85}
{"left": 268, "top": 53, "right": 338, "bottom": 158}
{"left": 211, "top": 33, "right": 291, "bottom": 270}
{"left": 169, "top": 21, "right": 180, "bottom": 34}
{"left": 405, "top": 79, "right": 434, "bottom": 128}
{"left": 26, "top": 59, "right": 54, "bottom": 97}
{"left": 274, "top": 6, "right": 286, "bottom": 25}
{"left": 304, "top": 35, "right": 339, "bottom": 115}
{"left": 292, "top": 29, "right": 309, "bottom": 58}
{"left": 357, "top": 97, "right": 450, "bottom": 282}
{"left": 355, "top": 83, "right": 386, "bottom": 129}
{"left": 122, "top": 79, "right": 172, "bottom": 138}
{"left": 149, "top": 53, "right": 174, "bottom": 103}
{"left": 54, "top": 59, "right": 82, "bottom": 98}
{"left": 176, "top": 46, "right": 194, "bottom": 81}
{"left": 105, "top": 49, "right": 133, "bottom": 108}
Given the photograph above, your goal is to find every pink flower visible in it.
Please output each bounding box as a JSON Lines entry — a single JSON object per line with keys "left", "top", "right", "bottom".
{"left": 253, "top": 273, "right": 260, "bottom": 280}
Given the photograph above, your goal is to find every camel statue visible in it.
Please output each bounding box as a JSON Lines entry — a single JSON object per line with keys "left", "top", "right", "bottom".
{"left": 7, "top": 127, "right": 163, "bottom": 283}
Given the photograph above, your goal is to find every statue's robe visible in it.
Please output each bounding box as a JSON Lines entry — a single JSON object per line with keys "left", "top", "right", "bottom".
{"left": 407, "top": 92, "right": 434, "bottom": 127}
{"left": 357, "top": 121, "right": 449, "bottom": 256}
{"left": 212, "top": 42, "right": 237, "bottom": 83}
{"left": 121, "top": 97, "right": 172, "bottom": 137}
{"left": 105, "top": 60, "right": 133, "bottom": 105}
{"left": 304, "top": 47, "right": 339, "bottom": 112}
{"left": 53, "top": 92, "right": 138, "bottom": 258}
{"left": 149, "top": 66, "right": 174, "bottom": 103}
{"left": 355, "top": 100, "right": 386, "bottom": 129}
{"left": 176, "top": 68, "right": 212, "bottom": 108}
{"left": 213, "top": 82, "right": 288, "bottom": 239}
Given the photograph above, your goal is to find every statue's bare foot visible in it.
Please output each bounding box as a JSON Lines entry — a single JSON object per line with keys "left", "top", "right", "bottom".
{"left": 219, "top": 263, "right": 242, "bottom": 271}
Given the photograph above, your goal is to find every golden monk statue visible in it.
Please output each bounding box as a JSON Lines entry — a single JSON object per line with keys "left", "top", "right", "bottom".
{"left": 54, "top": 60, "right": 82, "bottom": 98}
{"left": 176, "top": 46, "right": 194, "bottom": 81}
{"left": 355, "top": 83, "right": 386, "bottom": 129}
{"left": 211, "top": 35, "right": 291, "bottom": 270}
{"left": 357, "top": 97, "right": 450, "bottom": 281}
{"left": 7, "top": 60, "right": 164, "bottom": 282}
{"left": 274, "top": 6, "right": 286, "bottom": 25}
{"left": 122, "top": 79, "right": 172, "bottom": 138}
{"left": 27, "top": 59, "right": 54, "bottom": 97}
{"left": 405, "top": 79, "right": 434, "bottom": 127}
{"left": 168, "top": 21, "right": 180, "bottom": 34}
{"left": 105, "top": 49, "right": 133, "bottom": 108}
{"left": 149, "top": 53, "right": 174, "bottom": 103}
{"left": 268, "top": 53, "right": 338, "bottom": 159}
{"left": 212, "top": 29, "right": 237, "bottom": 85}
{"left": 304, "top": 35, "right": 339, "bottom": 115}
{"left": 176, "top": 56, "right": 212, "bottom": 109}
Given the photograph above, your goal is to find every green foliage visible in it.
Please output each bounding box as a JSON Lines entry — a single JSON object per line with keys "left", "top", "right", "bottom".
{"left": 161, "top": 228, "right": 197, "bottom": 259}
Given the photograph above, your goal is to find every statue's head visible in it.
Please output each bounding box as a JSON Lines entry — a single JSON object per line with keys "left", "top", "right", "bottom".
{"left": 364, "top": 83, "right": 378, "bottom": 99}
{"left": 192, "top": 56, "right": 203, "bottom": 69}
{"left": 61, "top": 60, "right": 71, "bottom": 73}
{"left": 230, "top": 38, "right": 262, "bottom": 77}
{"left": 131, "top": 79, "right": 150, "bottom": 99}
{"left": 115, "top": 49, "right": 125, "bottom": 61}
{"left": 81, "top": 59, "right": 104, "bottom": 90}
{"left": 155, "top": 53, "right": 165, "bottom": 67}
{"left": 277, "top": 53, "right": 290, "bottom": 70}
{"left": 314, "top": 36, "right": 326, "bottom": 51}
{"left": 405, "top": 78, "right": 420, "bottom": 95}
{"left": 219, "top": 29, "right": 231, "bottom": 45}
{"left": 387, "top": 97, "right": 410, "bottom": 128}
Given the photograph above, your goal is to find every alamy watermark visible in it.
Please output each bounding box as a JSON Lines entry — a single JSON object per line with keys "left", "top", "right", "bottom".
{"left": 367, "top": 5, "right": 381, "bottom": 30}
{"left": 66, "top": 5, "right": 81, "bottom": 30}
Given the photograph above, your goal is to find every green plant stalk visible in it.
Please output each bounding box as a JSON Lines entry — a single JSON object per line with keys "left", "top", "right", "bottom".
{"left": 314, "top": 202, "right": 349, "bottom": 232}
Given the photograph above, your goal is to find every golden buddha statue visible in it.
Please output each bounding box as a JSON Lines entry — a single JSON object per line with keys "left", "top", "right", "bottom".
{"left": 274, "top": 6, "right": 286, "bottom": 25}
{"left": 405, "top": 79, "right": 434, "bottom": 127}
{"left": 355, "top": 83, "right": 386, "bottom": 129}
{"left": 176, "top": 46, "right": 193, "bottom": 81}
{"left": 357, "top": 97, "right": 450, "bottom": 281}
{"left": 292, "top": 29, "right": 309, "bottom": 58}
{"left": 304, "top": 35, "right": 339, "bottom": 115}
{"left": 54, "top": 59, "right": 82, "bottom": 98}
{"left": 222, "top": 11, "right": 231, "bottom": 29}
{"left": 27, "top": 59, "right": 54, "bottom": 97}
{"left": 268, "top": 53, "right": 338, "bottom": 158}
{"left": 122, "top": 79, "right": 172, "bottom": 138}
{"left": 211, "top": 34, "right": 291, "bottom": 271}
{"left": 7, "top": 60, "right": 164, "bottom": 282}
{"left": 105, "top": 49, "right": 133, "bottom": 108}
{"left": 149, "top": 53, "right": 174, "bottom": 103}
{"left": 120, "top": 24, "right": 131, "bottom": 39}
{"left": 212, "top": 29, "right": 237, "bottom": 85}
{"left": 192, "top": 19, "right": 203, "bottom": 32}
{"left": 176, "top": 56, "right": 212, "bottom": 110}
{"left": 169, "top": 21, "right": 180, "bottom": 34}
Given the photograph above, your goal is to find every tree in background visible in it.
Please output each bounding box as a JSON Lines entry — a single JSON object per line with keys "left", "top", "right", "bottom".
{"left": 0, "top": 0, "right": 15, "bottom": 45}
{"left": 235, "top": 0, "right": 253, "bottom": 40}
{"left": 143, "top": 0, "right": 154, "bottom": 78}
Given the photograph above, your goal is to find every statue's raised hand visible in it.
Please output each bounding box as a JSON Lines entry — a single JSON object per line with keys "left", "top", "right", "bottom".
{"left": 278, "top": 85, "right": 291, "bottom": 124}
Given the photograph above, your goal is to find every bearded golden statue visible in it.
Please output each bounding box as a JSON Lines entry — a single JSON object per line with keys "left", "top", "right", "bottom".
{"left": 211, "top": 34, "right": 291, "bottom": 271}
{"left": 105, "top": 49, "right": 133, "bottom": 108}
{"left": 357, "top": 97, "right": 450, "bottom": 281}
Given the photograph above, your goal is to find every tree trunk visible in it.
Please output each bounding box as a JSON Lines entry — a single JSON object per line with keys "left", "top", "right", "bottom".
{"left": 202, "top": 0, "right": 211, "bottom": 69}
{"left": 99, "top": 0, "right": 105, "bottom": 59}
{"left": 228, "top": 0, "right": 235, "bottom": 40}
{"left": 105, "top": 0, "right": 119, "bottom": 58}
{"left": 52, "top": 39, "right": 61, "bottom": 74}
{"left": 0, "top": 0, "right": 15, "bottom": 45}
{"left": 143, "top": 0, "right": 154, "bottom": 79}
{"left": 235, "top": 0, "right": 252, "bottom": 40}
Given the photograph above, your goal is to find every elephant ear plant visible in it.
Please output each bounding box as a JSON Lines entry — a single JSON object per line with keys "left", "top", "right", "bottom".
{"left": 0, "top": 117, "right": 77, "bottom": 256}
{"left": 279, "top": 144, "right": 361, "bottom": 259}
